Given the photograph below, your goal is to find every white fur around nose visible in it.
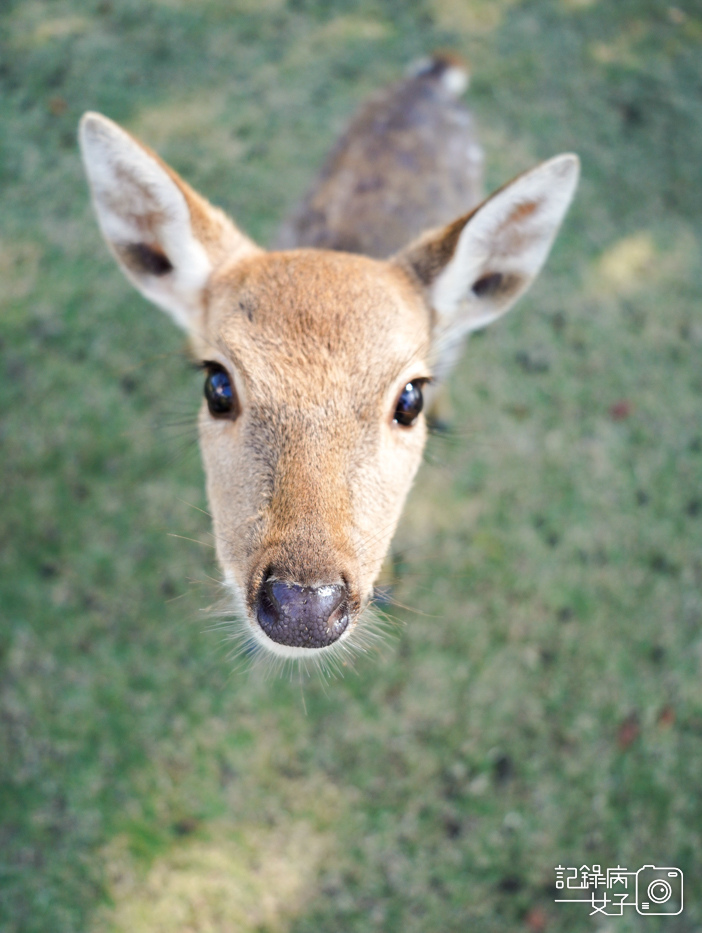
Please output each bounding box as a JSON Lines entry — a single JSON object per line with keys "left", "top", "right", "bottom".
{"left": 223, "top": 571, "right": 352, "bottom": 660}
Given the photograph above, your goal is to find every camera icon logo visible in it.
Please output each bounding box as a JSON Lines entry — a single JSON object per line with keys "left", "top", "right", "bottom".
{"left": 636, "top": 866, "right": 683, "bottom": 915}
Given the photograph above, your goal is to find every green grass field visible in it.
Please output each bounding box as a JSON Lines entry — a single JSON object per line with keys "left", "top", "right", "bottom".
{"left": 1, "top": 1, "right": 701, "bottom": 930}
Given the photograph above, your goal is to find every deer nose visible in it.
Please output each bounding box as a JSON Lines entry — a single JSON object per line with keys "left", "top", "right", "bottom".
{"left": 255, "top": 579, "right": 349, "bottom": 649}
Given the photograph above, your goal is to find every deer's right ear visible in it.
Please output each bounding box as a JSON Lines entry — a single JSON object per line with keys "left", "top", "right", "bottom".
{"left": 79, "top": 112, "right": 260, "bottom": 333}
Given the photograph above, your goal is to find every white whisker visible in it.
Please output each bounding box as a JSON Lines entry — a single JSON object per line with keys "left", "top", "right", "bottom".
{"left": 201, "top": 577, "right": 399, "bottom": 682}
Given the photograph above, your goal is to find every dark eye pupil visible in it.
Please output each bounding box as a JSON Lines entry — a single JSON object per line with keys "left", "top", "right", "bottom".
{"left": 204, "top": 366, "right": 234, "bottom": 416}
{"left": 394, "top": 382, "right": 424, "bottom": 427}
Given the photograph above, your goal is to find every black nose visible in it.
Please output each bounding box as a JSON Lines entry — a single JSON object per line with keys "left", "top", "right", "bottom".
{"left": 255, "top": 579, "right": 349, "bottom": 649}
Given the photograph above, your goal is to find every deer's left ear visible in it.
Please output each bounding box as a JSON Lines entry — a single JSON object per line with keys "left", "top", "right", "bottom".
{"left": 395, "top": 154, "right": 579, "bottom": 366}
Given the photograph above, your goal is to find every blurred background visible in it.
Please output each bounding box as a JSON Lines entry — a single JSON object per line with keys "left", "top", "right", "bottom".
{"left": 1, "top": 1, "right": 701, "bottom": 931}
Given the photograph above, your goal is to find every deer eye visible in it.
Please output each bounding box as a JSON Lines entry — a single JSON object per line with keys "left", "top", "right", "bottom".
{"left": 393, "top": 381, "right": 425, "bottom": 427}
{"left": 203, "top": 363, "right": 238, "bottom": 418}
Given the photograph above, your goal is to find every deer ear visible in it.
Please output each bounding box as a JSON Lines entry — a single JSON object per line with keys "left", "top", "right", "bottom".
{"left": 396, "top": 154, "right": 579, "bottom": 371}
{"left": 79, "top": 112, "right": 260, "bottom": 333}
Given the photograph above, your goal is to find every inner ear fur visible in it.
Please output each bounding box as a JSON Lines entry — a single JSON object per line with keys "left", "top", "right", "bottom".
{"left": 395, "top": 153, "right": 580, "bottom": 339}
{"left": 79, "top": 111, "right": 261, "bottom": 333}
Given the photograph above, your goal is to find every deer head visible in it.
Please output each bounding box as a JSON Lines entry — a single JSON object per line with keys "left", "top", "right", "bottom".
{"left": 79, "top": 111, "right": 578, "bottom": 667}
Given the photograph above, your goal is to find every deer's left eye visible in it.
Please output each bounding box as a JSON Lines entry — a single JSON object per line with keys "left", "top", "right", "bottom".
{"left": 203, "top": 363, "right": 238, "bottom": 418}
{"left": 393, "top": 381, "right": 425, "bottom": 427}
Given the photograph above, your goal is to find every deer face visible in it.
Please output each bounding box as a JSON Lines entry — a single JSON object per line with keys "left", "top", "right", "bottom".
{"left": 79, "top": 112, "right": 578, "bottom": 663}
{"left": 194, "top": 250, "right": 431, "bottom": 658}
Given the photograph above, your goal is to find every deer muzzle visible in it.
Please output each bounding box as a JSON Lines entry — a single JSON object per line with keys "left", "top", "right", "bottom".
{"left": 255, "top": 579, "right": 350, "bottom": 648}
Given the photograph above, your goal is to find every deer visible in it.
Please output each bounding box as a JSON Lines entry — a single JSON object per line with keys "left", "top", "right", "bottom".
{"left": 78, "top": 55, "right": 579, "bottom": 671}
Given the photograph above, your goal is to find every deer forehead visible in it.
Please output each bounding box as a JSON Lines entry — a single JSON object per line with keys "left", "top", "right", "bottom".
{"left": 201, "top": 250, "right": 432, "bottom": 397}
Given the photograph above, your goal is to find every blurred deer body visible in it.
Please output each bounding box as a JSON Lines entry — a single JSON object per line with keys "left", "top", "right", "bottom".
{"left": 79, "top": 56, "right": 579, "bottom": 667}
{"left": 276, "top": 55, "right": 484, "bottom": 259}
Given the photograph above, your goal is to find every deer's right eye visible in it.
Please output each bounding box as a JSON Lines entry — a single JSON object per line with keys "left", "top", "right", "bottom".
{"left": 203, "top": 363, "right": 238, "bottom": 418}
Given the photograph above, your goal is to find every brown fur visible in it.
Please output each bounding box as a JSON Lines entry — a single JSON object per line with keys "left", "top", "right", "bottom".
{"left": 194, "top": 250, "right": 431, "bottom": 620}
{"left": 79, "top": 59, "right": 579, "bottom": 658}
{"left": 275, "top": 56, "right": 483, "bottom": 259}
{"left": 132, "top": 130, "right": 250, "bottom": 267}
{"left": 396, "top": 211, "right": 475, "bottom": 290}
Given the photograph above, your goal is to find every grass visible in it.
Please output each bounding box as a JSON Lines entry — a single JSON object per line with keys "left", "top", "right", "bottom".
{"left": 1, "top": 0, "right": 701, "bottom": 930}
